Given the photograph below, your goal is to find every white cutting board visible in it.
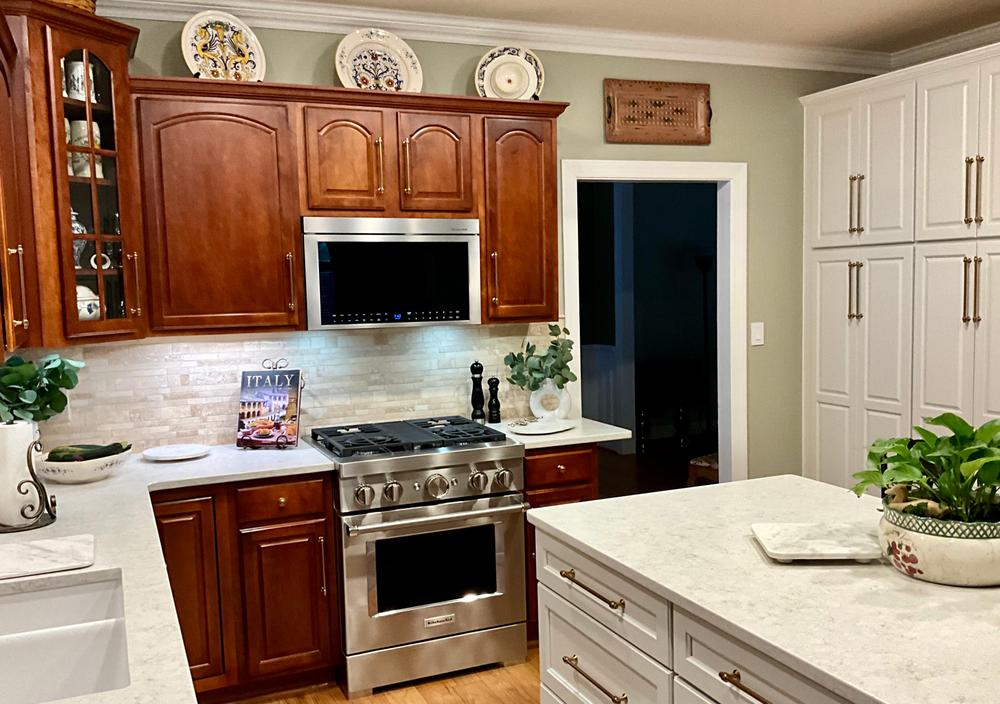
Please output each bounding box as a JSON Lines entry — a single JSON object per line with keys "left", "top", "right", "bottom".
{"left": 0, "top": 534, "right": 95, "bottom": 580}
{"left": 751, "top": 522, "right": 882, "bottom": 563}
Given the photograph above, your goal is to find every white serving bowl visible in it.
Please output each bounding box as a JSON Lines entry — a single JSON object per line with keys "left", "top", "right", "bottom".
{"left": 36, "top": 449, "right": 131, "bottom": 485}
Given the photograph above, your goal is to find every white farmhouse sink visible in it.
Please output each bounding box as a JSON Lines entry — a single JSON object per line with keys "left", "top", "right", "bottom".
{"left": 0, "top": 572, "right": 130, "bottom": 703}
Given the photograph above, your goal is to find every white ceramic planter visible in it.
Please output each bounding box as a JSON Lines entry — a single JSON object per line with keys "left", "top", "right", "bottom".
{"left": 529, "top": 379, "right": 571, "bottom": 421}
{"left": 878, "top": 507, "right": 1000, "bottom": 587}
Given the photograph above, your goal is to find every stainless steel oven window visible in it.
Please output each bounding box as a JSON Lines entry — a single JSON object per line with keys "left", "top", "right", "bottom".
{"left": 302, "top": 233, "right": 482, "bottom": 330}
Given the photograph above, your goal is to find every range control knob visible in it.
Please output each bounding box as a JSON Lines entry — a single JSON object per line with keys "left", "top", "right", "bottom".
{"left": 469, "top": 470, "right": 490, "bottom": 492}
{"left": 383, "top": 480, "right": 404, "bottom": 503}
{"left": 354, "top": 484, "right": 376, "bottom": 506}
{"left": 494, "top": 468, "right": 514, "bottom": 489}
{"left": 424, "top": 474, "right": 450, "bottom": 498}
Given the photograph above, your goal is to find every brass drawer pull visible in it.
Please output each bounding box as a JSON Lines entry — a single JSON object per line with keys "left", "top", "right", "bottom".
{"left": 719, "top": 669, "right": 773, "bottom": 704}
{"left": 285, "top": 252, "right": 296, "bottom": 311}
{"left": 854, "top": 260, "right": 864, "bottom": 320}
{"left": 490, "top": 250, "right": 500, "bottom": 305}
{"left": 856, "top": 173, "right": 865, "bottom": 234}
{"left": 963, "top": 256, "right": 973, "bottom": 323}
{"left": 976, "top": 155, "right": 985, "bottom": 225}
{"left": 559, "top": 568, "right": 625, "bottom": 611}
{"left": 7, "top": 245, "right": 28, "bottom": 330}
{"left": 277, "top": 496, "right": 287, "bottom": 508}
{"left": 562, "top": 655, "right": 628, "bottom": 703}
{"left": 974, "top": 256, "right": 983, "bottom": 324}
{"left": 965, "top": 157, "right": 975, "bottom": 225}
{"left": 848, "top": 175, "right": 858, "bottom": 234}
{"left": 125, "top": 251, "right": 143, "bottom": 317}
{"left": 402, "top": 137, "right": 413, "bottom": 195}
{"left": 847, "top": 261, "right": 856, "bottom": 320}
{"left": 318, "top": 535, "right": 328, "bottom": 597}
{"left": 375, "top": 137, "right": 385, "bottom": 195}
{"left": 556, "top": 464, "right": 567, "bottom": 473}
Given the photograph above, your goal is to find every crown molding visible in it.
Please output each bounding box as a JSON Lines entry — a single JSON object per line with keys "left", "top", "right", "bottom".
{"left": 890, "top": 19, "right": 1000, "bottom": 68}
{"left": 96, "top": 0, "right": 890, "bottom": 75}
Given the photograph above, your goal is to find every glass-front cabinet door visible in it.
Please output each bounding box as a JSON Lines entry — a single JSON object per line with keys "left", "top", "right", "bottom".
{"left": 50, "top": 30, "right": 143, "bottom": 339}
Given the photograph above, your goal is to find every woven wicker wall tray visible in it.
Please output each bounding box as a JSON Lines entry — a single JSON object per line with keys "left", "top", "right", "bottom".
{"left": 604, "top": 78, "right": 711, "bottom": 145}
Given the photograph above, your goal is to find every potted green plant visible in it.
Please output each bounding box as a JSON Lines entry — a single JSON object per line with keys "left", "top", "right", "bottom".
{"left": 504, "top": 325, "right": 578, "bottom": 421}
{"left": 852, "top": 412, "right": 1000, "bottom": 586}
{"left": 0, "top": 354, "right": 84, "bottom": 528}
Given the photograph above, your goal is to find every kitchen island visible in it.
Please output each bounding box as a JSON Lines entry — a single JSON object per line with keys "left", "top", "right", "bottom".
{"left": 528, "top": 474, "right": 1000, "bottom": 704}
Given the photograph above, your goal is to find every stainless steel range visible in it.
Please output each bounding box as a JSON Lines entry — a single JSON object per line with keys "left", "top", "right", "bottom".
{"left": 311, "top": 416, "right": 527, "bottom": 698}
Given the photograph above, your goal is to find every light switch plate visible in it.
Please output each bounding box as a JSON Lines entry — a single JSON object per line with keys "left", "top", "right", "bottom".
{"left": 750, "top": 322, "right": 765, "bottom": 346}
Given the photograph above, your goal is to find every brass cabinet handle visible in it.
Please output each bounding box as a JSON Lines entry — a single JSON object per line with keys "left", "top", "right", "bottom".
{"left": 125, "top": 251, "right": 143, "bottom": 317}
{"left": 559, "top": 568, "right": 626, "bottom": 611}
{"left": 976, "top": 155, "right": 985, "bottom": 225}
{"left": 974, "top": 256, "right": 983, "bottom": 323}
{"left": 556, "top": 464, "right": 567, "bottom": 473}
{"left": 490, "top": 250, "right": 500, "bottom": 305}
{"left": 375, "top": 137, "right": 385, "bottom": 195}
{"left": 847, "top": 261, "right": 856, "bottom": 320}
{"left": 6, "top": 245, "right": 28, "bottom": 330}
{"left": 277, "top": 496, "right": 287, "bottom": 508}
{"left": 318, "top": 535, "right": 328, "bottom": 598}
{"left": 963, "top": 256, "right": 973, "bottom": 323}
{"left": 562, "top": 655, "right": 628, "bottom": 703}
{"left": 285, "top": 252, "right": 296, "bottom": 311}
{"left": 856, "top": 174, "right": 865, "bottom": 234}
{"left": 719, "top": 670, "right": 773, "bottom": 704}
{"left": 848, "top": 175, "right": 858, "bottom": 234}
{"left": 854, "top": 260, "right": 864, "bottom": 320}
{"left": 965, "top": 157, "right": 975, "bottom": 225}
{"left": 402, "top": 137, "right": 412, "bottom": 195}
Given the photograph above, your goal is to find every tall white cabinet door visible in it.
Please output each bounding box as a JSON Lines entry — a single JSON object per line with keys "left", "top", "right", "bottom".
{"left": 804, "top": 250, "right": 856, "bottom": 486}
{"left": 805, "top": 98, "right": 857, "bottom": 248}
{"left": 915, "top": 64, "right": 980, "bottom": 241}
{"left": 856, "top": 246, "right": 914, "bottom": 463}
{"left": 858, "top": 83, "right": 915, "bottom": 245}
{"left": 912, "top": 241, "right": 977, "bottom": 424}
{"left": 977, "top": 58, "right": 1000, "bottom": 238}
{"left": 974, "top": 240, "right": 1000, "bottom": 424}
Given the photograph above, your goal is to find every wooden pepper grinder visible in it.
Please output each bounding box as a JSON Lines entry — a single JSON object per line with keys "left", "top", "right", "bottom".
{"left": 487, "top": 376, "right": 501, "bottom": 423}
{"left": 470, "top": 360, "right": 486, "bottom": 423}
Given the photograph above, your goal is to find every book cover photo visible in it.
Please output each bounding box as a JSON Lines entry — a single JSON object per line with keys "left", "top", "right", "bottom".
{"left": 236, "top": 369, "right": 301, "bottom": 448}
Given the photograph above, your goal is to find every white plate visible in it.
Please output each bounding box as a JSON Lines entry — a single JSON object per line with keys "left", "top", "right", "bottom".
{"left": 142, "top": 444, "right": 211, "bottom": 462}
{"left": 751, "top": 522, "right": 882, "bottom": 563}
{"left": 181, "top": 11, "right": 266, "bottom": 82}
{"left": 476, "top": 46, "right": 544, "bottom": 100}
{"left": 336, "top": 28, "right": 422, "bottom": 92}
{"left": 505, "top": 419, "right": 576, "bottom": 435}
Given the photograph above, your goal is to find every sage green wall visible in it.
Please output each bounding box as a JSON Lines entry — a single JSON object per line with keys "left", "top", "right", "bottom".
{"left": 115, "top": 18, "right": 857, "bottom": 479}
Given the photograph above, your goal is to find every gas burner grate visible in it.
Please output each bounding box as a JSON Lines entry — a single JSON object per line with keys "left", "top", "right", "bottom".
{"left": 312, "top": 416, "right": 507, "bottom": 458}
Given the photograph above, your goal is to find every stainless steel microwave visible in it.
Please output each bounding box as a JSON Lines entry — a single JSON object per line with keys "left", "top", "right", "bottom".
{"left": 302, "top": 217, "right": 481, "bottom": 330}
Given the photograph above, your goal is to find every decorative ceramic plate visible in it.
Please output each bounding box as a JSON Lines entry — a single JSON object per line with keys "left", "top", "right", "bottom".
{"left": 751, "top": 522, "right": 882, "bottom": 563}
{"left": 475, "top": 46, "right": 544, "bottom": 100}
{"left": 142, "top": 444, "right": 212, "bottom": 462}
{"left": 505, "top": 419, "right": 576, "bottom": 435}
{"left": 181, "top": 11, "right": 266, "bottom": 82}
{"left": 336, "top": 28, "right": 423, "bottom": 92}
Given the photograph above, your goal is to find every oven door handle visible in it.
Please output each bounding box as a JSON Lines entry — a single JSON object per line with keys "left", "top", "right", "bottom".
{"left": 345, "top": 502, "right": 529, "bottom": 537}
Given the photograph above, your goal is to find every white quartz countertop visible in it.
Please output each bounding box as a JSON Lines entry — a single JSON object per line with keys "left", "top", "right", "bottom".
{"left": 0, "top": 444, "right": 333, "bottom": 704}
{"left": 527, "top": 475, "right": 1000, "bottom": 704}
{"left": 487, "top": 417, "right": 631, "bottom": 450}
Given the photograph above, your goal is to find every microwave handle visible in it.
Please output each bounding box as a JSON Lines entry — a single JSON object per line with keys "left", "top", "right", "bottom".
{"left": 345, "top": 502, "right": 529, "bottom": 537}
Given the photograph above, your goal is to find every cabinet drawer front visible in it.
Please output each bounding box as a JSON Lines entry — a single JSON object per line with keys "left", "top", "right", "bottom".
{"left": 542, "top": 684, "right": 567, "bottom": 703}
{"left": 673, "top": 678, "right": 713, "bottom": 704}
{"left": 236, "top": 478, "right": 326, "bottom": 524}
{"left": 526, "top": 447, "right": 596, "bottom": 489}
{"left": 536, "top": 531, "right": 671, "bottom": 666}
{"left": 672, "top": 608, "right": 848, "bottom": 704}
{"left": 539, "top": 585, "right": 673, "bottom": 704}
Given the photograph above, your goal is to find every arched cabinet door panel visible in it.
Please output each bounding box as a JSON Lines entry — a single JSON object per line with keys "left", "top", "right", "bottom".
{"left": 484, "top": 117, "right": 558, "bottom": 322}
{"left": 397, "top": 111, "right": 473, "bottom": 212}
{"left": 303, "top": 106, "right": 391, "bottom": 210}
{"left": 136, "top": 99, "right": 300, "bottom": 331}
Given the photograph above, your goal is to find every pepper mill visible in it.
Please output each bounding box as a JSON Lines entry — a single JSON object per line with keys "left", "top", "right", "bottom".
{"left": 470, "top": 360, "right": 486, "bottom": 423}
{"left": 487, "top": 376, "right": 501, "bottom": 423}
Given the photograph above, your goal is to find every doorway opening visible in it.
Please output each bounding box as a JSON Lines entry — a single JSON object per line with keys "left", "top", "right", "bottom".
{"left": 561, "top": 160, "right": 748, "bottom": 494}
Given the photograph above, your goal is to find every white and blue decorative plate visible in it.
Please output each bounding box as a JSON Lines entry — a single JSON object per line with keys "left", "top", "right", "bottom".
{"left": 475, "top": 46, "right": 544, "bottom": 100}
{"left": 181, "top": 11, "right": 266, "bottom": 82}
{"left": 336, "top": 28, "right": 423, "bottom": 93}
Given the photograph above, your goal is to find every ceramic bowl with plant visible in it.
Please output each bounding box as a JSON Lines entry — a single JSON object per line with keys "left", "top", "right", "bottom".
{"left": 853, "top": 413, "right": 1000, "bottom": 586}
{"left": 504, "top": 325, "right": 578, "bottom": 421}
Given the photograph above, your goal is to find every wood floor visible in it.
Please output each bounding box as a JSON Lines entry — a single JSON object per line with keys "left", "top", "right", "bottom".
{"left": 241, "top": 648, "right": 540, "bottom": 704}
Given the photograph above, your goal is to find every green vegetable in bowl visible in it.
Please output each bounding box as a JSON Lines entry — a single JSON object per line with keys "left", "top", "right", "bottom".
{"left": 46, "top": 441, "right": 132, "bottom": 463}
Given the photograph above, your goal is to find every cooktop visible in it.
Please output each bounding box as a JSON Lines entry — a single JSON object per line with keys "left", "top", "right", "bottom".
{"left": 311, "top": 416, "right": 506, "bottom": 458}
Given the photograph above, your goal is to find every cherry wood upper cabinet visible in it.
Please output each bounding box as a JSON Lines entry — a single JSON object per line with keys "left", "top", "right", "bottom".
{"left": 240, "top": 517, "right": 332, "bottom": 678}
{"left": 303, "top": 105, "right": 392, "bottom": 211}
{"left": 135, "top": 97, "right": 301, "bottom": 331}
{"left": 484, "top": 117, "right": 559, "bottom": 322}
{"left": 397, "top": 111, "right": 474, "bottom": 212}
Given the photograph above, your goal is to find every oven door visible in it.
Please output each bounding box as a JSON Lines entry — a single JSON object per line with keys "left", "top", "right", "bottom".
{"left": 340, "top": 494, "right": 526, "bottom": 654}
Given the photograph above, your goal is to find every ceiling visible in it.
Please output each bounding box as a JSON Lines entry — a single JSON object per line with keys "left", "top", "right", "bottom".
{"left": 325, "top": 0, "right": 1000, "bottom": 53}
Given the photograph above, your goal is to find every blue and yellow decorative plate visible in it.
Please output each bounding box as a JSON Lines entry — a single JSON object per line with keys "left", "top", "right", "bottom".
{"left": 336, "top": 28, "right": 423, "bottom": 93}
{"left": 182, "top": 11, "right": 266, "bottom": 82}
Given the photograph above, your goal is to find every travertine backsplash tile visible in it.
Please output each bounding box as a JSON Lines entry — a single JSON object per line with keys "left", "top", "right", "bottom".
{"left": 36, "top": 323, "right": 550, "bottom": 450}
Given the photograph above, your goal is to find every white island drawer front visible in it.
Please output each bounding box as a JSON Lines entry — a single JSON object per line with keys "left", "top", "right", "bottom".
{"left": 542, "top": 683, "right": 567, "bottom": 703}
{"left": 673, "top": 678, "right": 715, "bottom": 704}
{"left": 539, "top": 584, "right": 673, "bottom": 704}
{"left": 536, "top": 531, "right": 671, "bottom": 665}
{"left": 673, "top": 608, "right": 851, "bottom": 704}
